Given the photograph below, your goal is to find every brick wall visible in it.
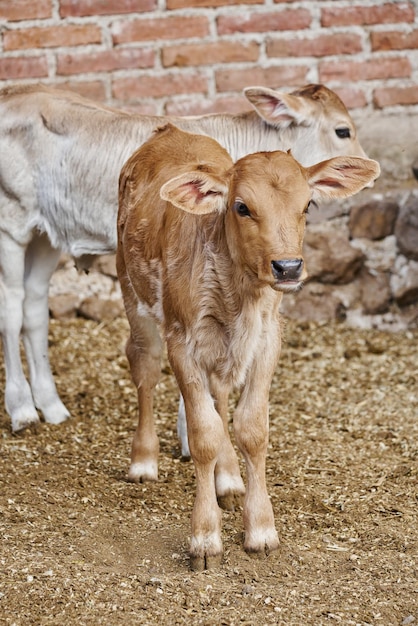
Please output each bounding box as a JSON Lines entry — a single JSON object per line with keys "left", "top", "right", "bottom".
{"left": 1, "top": 0, "right": 418, "bottom": 176}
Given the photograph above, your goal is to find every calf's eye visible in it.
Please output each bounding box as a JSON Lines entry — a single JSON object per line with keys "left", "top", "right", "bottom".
{"left": 335, "top": 127, "right": 351, "bottom": 139}
{"left": 234, "top": 201, "right": 251, "bottom": 217}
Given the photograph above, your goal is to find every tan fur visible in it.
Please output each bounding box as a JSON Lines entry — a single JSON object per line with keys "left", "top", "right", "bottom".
{"left": 116, "top": 124, "right": 380, "bottom": 570}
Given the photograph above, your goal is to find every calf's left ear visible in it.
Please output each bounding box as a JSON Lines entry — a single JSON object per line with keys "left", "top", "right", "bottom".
{"left": 244, "top": 86, "right": 315, "bottom": 128}
{"left": 160, "top": 171, "right": 228, "bottom": 215}
{"left": 307, "top": 156, "right": 380, "bottom": 201}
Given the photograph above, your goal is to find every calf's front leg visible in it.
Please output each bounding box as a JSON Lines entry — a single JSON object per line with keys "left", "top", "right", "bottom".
{"left": 233, "top": 337, "right": 281, "bottom": 557}
{"left": 184, "top": 389, "right": 225, "bottom": 570}
{"left": 170, "top": 348, "right": 225, "bottom": 570}
{"left": 0, "top": 232, "right": 40, "bottom": 431}
{"left": 234, "top": 386, "right": 279, "bottom": 556}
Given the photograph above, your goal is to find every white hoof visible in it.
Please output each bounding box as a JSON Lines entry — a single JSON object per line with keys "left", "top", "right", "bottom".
{"left": 244, "top": 527, "right": 279, "bottom": 556}
{"left": 215, "top": 472, "right": 245, "bottom": 497}
{"left": 190, "top": 531, "right": 223, "bottom": 570}
{"left": 11, "top": 408, "right": 40, "bottom": 432}
{"left": 41, "top": 400, "right": 71, "bottom": 425}
{"left": 128, "top": 460, "right": 158, "bottom": 483}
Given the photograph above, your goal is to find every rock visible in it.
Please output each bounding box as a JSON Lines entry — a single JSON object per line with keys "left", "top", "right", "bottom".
{"left": 348, "top": 199, "right": 399, "bottom": 240}
{"left": 49, "top": 294, "right": 79, "bottom": 319}
{"left": 360, "top": 270, "right": 391, "bottom": 314}
{"left": 78, "top": 297, "right": 125, "bottom": 322}
{"left": 50, "top": 266, "right": 120, "bottom": 300}
{"left": 350, "top": 235, "right": 397, "bottom": 272}
{"left": 399, "top": 302, "right": 418, "bottom": 328}
{"left": 307, "top": 197, "right": 350, "bottom": 224}
{"left": 280, "top": 283, "right": 347, "bottom": 323}
{"left": 304, "top": 225, "right": 365, "bottom": 284}
{"left": 329, "top": 281, "right": 362, "bottom": 314}
{"left": 74, "top": 254, "right": 97, "bottom": 272}
{"left": 345, "top": 307, "right": 410, "bottom": 331}
{"left": 395, "top": 195, "right": 418, "bottom": 261}
{"left": 91, "top": 254, "right": 118, "bottom": 279}
{"left": 390, "top": 256, "right": 418, "bottom": 306}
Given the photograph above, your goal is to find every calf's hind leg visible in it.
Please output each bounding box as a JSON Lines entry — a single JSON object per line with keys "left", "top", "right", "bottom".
{"left": 23, "top": 233, "right": 70, "bottom": 425}
{"left": 125, "top": 312, "right": 162, "bottom": 483}
{"left": 211, "top": 379, "right": 245, "bottom": 511}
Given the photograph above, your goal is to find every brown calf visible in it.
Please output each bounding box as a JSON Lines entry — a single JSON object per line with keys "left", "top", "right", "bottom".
{"left": 116, "top": 124, "right": 380, "bottom": 570}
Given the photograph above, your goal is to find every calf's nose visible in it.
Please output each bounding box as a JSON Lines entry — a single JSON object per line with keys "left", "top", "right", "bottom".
{"left": 271, "top": 258, "right": 303, "bottom": 281}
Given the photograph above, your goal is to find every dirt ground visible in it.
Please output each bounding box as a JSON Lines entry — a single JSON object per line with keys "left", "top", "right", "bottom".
{"left": 0, "top": 316, "right": 417, "bottom": 626}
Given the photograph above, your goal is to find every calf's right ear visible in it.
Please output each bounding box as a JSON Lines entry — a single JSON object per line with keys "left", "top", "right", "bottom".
{"left": 307, "top": 156, "right": 381, "bottom": 201}
{"left": 160, "top": 171, "right": 229, "bottom": 215}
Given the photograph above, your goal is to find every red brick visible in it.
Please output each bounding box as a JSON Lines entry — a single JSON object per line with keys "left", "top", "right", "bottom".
{"left": 55, "top": 81, "right": 107, "bottom": 102}
{"left": 0, "top": 56, "right": 48, "bottom": 80}
{"left": 319, "top": 56, "right": 411, "bottom": 82}
{"left": 321, "top": 2, "right": 415, "bottom": 27}
{"left": 217, "top": 9, "right": 311, "bottom": 35}
{"left": 166, "top": 94, "right": 249, "bottom": 116}
{"left": 162, "top": 41, "right": 259, "bottom": 68}
{"left": 59, "top": 0, "right": 155, "bottom": 17}
{"left": 334, "top": 87, "right": 367, "bottom": 110}
{"left": 371, "top": 29, "right": 418, "bottom": 52}
{"left": 215, "top": 65, "right": 309, "bottom": 92}
{"left": 57, "top": 48, "right": 155, "bottom": 75}
{"left": 167, "top": 0, "right": 261, "bottom": 8}
{"left": 0, "top": 0, "right": 52, "bottom": 21}
{"left": 3, "top": 25, "right": 102, "bottom": 51}
{"left": 112, "top": 16, "right": 209, "bottom": 44}
{"left": 373, "top": 85, "right": 418, "bottom": 108}
{"left": 112, "top": 73, "right": 208, "bottom": 101}
{"left": 267, "top": 33, "right": 362, "bottom": 58}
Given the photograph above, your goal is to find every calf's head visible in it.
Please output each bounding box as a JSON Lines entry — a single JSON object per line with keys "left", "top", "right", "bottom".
{"left": 244, "top": 83, "right": 369, "bottom": 166}
{"left": 160, "top": 131, "right": 380, "bottom": 292}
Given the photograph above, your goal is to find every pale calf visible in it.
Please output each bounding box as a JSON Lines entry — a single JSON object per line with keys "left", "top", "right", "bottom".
{"left": 0, "top": 82, "right": 369, "bottom": 435}
{"left": 116, "top": 124, "right": 380, "bottom": 570}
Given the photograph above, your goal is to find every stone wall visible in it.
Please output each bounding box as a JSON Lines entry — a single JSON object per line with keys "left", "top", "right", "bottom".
{"left": 281, "top": 182, "right": 418, "bottom": 331}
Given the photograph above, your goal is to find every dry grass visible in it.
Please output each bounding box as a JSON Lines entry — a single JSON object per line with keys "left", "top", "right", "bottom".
{"left": 1, "top": 317, "right": 417, "bottom": 625}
